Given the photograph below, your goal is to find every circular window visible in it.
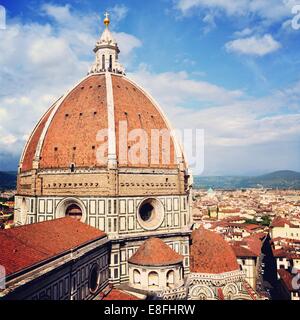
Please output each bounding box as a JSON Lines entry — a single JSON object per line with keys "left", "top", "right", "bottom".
{"left": 140, "top": 203, "right": 154, "bottom": 221}
{"left": 137, "top": 198, "right": 164, "bottom": 231}
{"left": 89, "top": 264, "right": 100, "bottom": 294}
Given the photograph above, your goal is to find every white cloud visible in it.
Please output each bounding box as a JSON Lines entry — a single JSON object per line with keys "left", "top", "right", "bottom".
{"left": 0, "top": 134, "right": 17, "bottom": 145}
{"left": 41, "top": 4, "right": 73, "bottom": 23}
{"left": 176, "top": 0, "right": 298, "bottom": 23}
{"left": 233, "top": 28, "right": 253, "bottom": 37}
{"left": 130, "top": 65, "right": 300, "bottom": 147}
{"left": 109, "top": 4, "right": 129, "bottom": 22}
{"left": 113, "top": 32, "right": 142, "bottom": 60}
{"left": 0, "top": 4, "right": 141, "bottom": 167}
{"left": 225, "top": 34, "right": 281, "bottom": 56}
{"left": 202, "top": 12, "right": 217, "bottom": 33}
{"left": 129, "top": 65, "right": 243, "bottom": 107}
{"left": 128, "top": 65, "right": 300, "bottom": 174}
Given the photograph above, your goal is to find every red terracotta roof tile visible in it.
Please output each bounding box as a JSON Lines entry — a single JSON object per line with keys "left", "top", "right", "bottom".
{"left": 272, "top": 248, "right": 288, "bottom": 258}
{"left": 0, "top": 217, "right": 106, "bottom": 276}
{"left": 112, "top": 75, "right": 177, "bottom": 169}
{"left": 40, "top": 75, "right": 108, "bottom": 169}
{"left": 277, "top": 269, "right": 296, "bottom": 292}
{"left": 243, "top": 234, "right": 264, "bottom": 256}
{"left": 129, "top": 238, "right": 183, "bottom": 267}
{"left": 271, "top": 217, "right": 298, "bottom": 228}
{"left": 103, "top": 289, "right": 140, "bottom": 300}
{"left": 190, "top": 228, "right": 239, "bottom": 274}
{"left": 21, "top": 74, "right": 180, "bottom": 171}
{"left": 231, "top": 244, "right": 258, "bottom": 258}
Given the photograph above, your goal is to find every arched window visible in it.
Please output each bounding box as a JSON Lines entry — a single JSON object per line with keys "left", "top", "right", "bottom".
{"left": 109, "top": 55, "right": 112, "bottom": 71}
{"left": 66, "top": 204, "right": 82, "bottom": 221}
{"left": 148, "top": 271, "right": 159, "bottom": 289}
{"left": 89, "top": 264, "right": 100, "bottom": 294}
{"left": 102, "top": 55, "right": 105, "bottom": 71}
{"left": 133, "top": 269, "right": 141, "bottom": 285}
{"left": 19, "top": 198, "right": 27, "bottom": 225}
{"left": 166, "top": 270, "right": 175, "bottom": 288}
{"left": 181, "top": 267, "right": 184, "bottom": 280}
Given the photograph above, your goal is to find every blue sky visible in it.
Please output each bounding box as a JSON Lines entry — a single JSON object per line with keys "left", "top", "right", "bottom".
{"left": 0, "top": 0, "right": 299, "bottom": 175}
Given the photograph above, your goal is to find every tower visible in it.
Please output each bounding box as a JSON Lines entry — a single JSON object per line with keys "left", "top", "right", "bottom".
{"left": 89, "top": 12, "right": 125, "bottom": 75}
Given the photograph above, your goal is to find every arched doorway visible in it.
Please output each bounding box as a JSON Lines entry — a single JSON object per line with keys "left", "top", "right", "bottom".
{"left": 148, "top": 271, "right": 159, "bottom": 289}
{"left": 66, "top": 204, "right": 82, "bottom": 221}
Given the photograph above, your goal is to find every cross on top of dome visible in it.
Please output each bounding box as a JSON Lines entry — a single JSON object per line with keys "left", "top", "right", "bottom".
{"left": 104, "top": 12, "right": 110, "bottom": 27}
{"left": 88, "top": 12, "right": 125, "bottom": 75}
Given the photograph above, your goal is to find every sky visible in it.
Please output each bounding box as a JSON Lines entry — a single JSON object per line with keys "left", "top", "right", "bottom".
{"left": 0, "top": 0, "right": 299, "bottom": 176}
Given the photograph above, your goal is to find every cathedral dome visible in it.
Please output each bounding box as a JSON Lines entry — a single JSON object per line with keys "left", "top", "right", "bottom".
{"left": 19, "top": 13, "right": 186, "bottom": 174}
{"left": 20, "top": 73, "right": 183, "bottom": 172}
{"left": 190, "top": 228, "right": 239, "bottom": 274}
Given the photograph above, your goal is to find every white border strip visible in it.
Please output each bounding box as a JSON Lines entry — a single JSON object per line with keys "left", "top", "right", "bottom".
{"left": 105, "top": 72, "right": 117, "bottom": 165}
{"left": 19, "top": 99, "right": 60, "bottom": 171}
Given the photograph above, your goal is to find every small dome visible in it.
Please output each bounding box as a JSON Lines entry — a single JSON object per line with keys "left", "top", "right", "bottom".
{"left": 190, "top": 228, "right": 239, "bottom": 274}
{"left": 129, "top": 238, "right": 183, "bottom": 267}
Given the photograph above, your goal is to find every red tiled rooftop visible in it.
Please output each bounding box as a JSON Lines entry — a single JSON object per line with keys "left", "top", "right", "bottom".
{"left": 232, "top": 244, "right": 258, "bottom": 258}
{"left": 271, "top": 217, "right": 298, "bottom": 228}
{"left": 103, "top": 289, "right": 140, "bottom": 301}
{"left": 129, "top": 238, "right": 183, "bottom": 267}
{"left": 277, "top": 269, "right": 296, "bottom": 292}
{"left": 0, "top": 217, "right": 106, "bottom": 276}
{"left": 190, "top": 228, "right": 239, "bottom": 274}
{"left": 219, "top": 209, "right": 241, "bottom": 214}
{"left": 243, "top": 224, "right": 263, "bottom": 231}
{"left": 272, "top": 248, "right": 288, "bottom": 258}
{"left": 243, "top": 233, "right": 265, "bottom": 256}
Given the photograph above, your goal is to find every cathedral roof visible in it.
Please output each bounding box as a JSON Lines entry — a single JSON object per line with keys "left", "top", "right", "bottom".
{"left": 20, "top": 73, "right": 182, "bottom": 172}
{"left": 128, "top": 238, "right": 184, "bottom": 267}
{"left": 190, "top": 228, "right": 240, "bottom": 274}
{"left": 0, "top": 217, "right": 106, "bottom": 276}
{"left": 19, "top": 13, "right": 185, "bottom": 173}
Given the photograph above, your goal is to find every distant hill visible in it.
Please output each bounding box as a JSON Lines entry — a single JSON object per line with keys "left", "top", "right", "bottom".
{"left": 194, "top": 171, "right": 300, "bottom": 190}
{"left": 0, "top": 171, "right": 17, "bottom": 190}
